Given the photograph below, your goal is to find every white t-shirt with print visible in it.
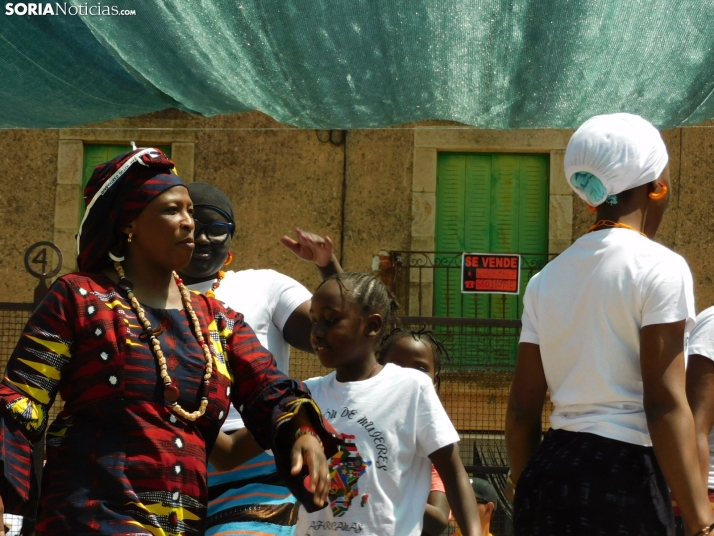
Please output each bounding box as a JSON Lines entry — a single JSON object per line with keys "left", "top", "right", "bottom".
{"left": 295, "top": 363, "right": 460, "bottom": 536}
{"left": 520, "top": 228, "right": 695, "bottom": 447}
{"left": 687, "top": 306, "right": 714, "bottom": 488}
{"left": 186, "top": 269, "right": 311, "bottom": 432}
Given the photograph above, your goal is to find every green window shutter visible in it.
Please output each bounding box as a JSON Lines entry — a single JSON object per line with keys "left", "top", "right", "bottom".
{"left": 434, "top": 154, "right": 466, "bottom": 317}
{"left": 462, "top": 155, "right": 492, "bottom": 319}
{"left": 81, "top": 144, "right": 172, "bottom": 219}
{"left": 435, "top": 152, "right": 549, "bottom": 320}
{"left": 517, "top": 155, "right": 550, "bottom": 316}
{"left": 434, "top": 152, "right": 549, "bottom": 367}
{"left": 489, "top": 155, "right": 520, "bottom": 320}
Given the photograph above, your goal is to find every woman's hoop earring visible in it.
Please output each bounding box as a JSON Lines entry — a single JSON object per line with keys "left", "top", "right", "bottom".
{"left": 224, "top": 252, "right": 233, "bottom": 265}
{"left": 649, "top": 182, "right": 668, "bottom": 200}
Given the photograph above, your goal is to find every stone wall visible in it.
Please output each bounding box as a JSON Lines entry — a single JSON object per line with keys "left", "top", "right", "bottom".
{"left": 1, "top": 110, "right": 714, "bottom": 312}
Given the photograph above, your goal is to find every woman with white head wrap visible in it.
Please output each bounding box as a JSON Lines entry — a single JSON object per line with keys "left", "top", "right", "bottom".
{"left": 505, "top": 113, "right": 714, "bottom": 536}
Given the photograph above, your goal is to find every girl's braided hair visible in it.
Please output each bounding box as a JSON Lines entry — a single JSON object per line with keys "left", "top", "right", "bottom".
{"left": 377, "top": 326, "right": 450, "bottom": 391}
{"left": 317, "top": 272, "right": 399, "bottom": 337}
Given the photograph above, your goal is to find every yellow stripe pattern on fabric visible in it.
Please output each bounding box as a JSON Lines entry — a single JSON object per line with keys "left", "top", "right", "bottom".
{"left": 105, "top": 299, "right": 131, "bottom": 310}
{"left": 124, "top": 499, "right": 201, "bottom": 536}
{"left": 17, "top": 358, "right": 60, "bottom": 380}
{"left": 124, "top": 520, "right": 176, "bottom": 536}
{"left": 208, "top": 319, "right": 231, "bottom": 381}
{"left": 5, "top": 377, "right": 51, "bottom": 405}
{"left": 25, "top": 334, "right": 71, "bottom": 359}
{"left": 7, "top": 396, "right": 45, "bottom": 431}
{"left": 46, "top": 424, "right": 68, "bottom": 438}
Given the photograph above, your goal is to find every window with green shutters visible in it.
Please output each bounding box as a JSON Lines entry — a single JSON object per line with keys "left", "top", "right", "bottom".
{"left": 80, "top": 144, "right": 172, "bottom": 219}
{"left": 434, "top": 153, "right": 549, "bottom": 366}
{"left": 435, "top": 153, "right": 549, "bottom": 317}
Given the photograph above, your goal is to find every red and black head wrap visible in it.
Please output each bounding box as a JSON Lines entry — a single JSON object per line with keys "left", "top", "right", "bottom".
{"left": 77, "top": 148, "right": 185, "bottom": 272}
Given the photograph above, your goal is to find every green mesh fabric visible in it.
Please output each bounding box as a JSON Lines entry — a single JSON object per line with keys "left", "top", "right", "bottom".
{"left": 2, "top": 0, "right": 714, "bottom": 129}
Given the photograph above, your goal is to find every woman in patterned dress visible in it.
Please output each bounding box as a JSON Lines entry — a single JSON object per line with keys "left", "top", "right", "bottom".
{"left": 0, "top": 148, "right": 335, "bottom": 536}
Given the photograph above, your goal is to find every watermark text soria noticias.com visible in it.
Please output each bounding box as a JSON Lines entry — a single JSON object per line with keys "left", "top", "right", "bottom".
{"left": 5, "top": 3, "right": 136, "bottom": 15}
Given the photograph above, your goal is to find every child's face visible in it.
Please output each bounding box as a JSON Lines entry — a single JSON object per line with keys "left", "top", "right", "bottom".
{"left": 310, "top": 280, "right": 379, "bottom": 370}
{"left": 384, "top": 337, "right": 437, "bottom": 384}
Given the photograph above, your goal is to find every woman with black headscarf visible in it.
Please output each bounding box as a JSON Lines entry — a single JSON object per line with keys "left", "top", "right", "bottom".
{"left": 0, "top": 148, "right": 335, "bottom": 535}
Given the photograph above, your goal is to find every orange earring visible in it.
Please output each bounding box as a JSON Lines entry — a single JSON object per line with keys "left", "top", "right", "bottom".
{"left": 587, "top": 205, "right": 597, "bottom": 213}
{"left": 224, "top": 252, "right": 233, "bottom": 265}
{"left": 649, "top": 182, "right": 668, "bottom": 200}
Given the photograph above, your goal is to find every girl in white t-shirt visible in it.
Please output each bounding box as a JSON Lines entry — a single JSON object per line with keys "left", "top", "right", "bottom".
{"left": 297, "top": 272, "right": 481, "bottom": 536}
{"left": 505, "top": 113, "right": 714, "bottom": 536}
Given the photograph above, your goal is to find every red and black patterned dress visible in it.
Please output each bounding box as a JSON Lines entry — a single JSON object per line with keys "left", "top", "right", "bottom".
{"left": 0, "top": 273, "right": 315, "bottom": 535}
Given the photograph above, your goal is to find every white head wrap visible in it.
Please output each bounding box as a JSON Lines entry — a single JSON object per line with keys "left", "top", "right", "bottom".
{"left": 564, "top": 113, "right": 668, "bottom": 206}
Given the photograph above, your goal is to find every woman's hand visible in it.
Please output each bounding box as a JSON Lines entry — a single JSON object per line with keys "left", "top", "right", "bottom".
{"left": 281, "top": 228, "right": 334, "bottom": 268}
{"left": 290, "top": 433, "right": 330, "bottom": 507}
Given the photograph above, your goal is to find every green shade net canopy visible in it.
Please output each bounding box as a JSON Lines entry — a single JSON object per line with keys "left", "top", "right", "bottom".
{"left": 2, "top": 0, "right": 714, "bottom": 129}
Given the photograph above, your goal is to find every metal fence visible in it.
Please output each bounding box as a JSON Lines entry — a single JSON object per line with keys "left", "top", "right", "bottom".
{"left": 385, "top": 251, "right": 554, "bottom": 319}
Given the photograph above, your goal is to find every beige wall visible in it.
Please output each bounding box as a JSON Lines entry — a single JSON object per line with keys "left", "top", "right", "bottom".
{"left": 1, "top": 110, "right": 714, "bottom": 312}
{"left": 0, "top": 130, "right": 60, "bottom": 300}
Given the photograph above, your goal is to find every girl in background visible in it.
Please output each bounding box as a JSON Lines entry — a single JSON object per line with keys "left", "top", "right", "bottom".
{"left": 297, "top": 273, "right": 481, "bottom": 536}
{"left": 378, "top": 327, "right": 451, "bottom": 536}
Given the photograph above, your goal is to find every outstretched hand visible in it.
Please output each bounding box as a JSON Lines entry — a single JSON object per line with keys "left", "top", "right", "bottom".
{"left": 281, "top": 228, "right": 334, "bottom": 268}
{"left": 290, "top": 434, "right": 330, "bottom": 507}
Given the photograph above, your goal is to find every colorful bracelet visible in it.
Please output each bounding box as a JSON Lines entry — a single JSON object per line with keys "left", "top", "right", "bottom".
{"left": 295, "top": 426, "right": 323, "bottom": 448}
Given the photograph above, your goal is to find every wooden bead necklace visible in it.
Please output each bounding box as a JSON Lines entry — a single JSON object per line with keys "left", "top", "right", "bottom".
{"left": 114, "top": 261, "right": 213, "bottom": 421}
{"left": 205, "top": 270, "right": 226, "bottom": 299}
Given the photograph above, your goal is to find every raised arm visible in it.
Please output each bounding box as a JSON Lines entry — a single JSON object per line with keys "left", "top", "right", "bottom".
{"left": 641, "top": 321, "right": 714, "bottom": 536}
{"left": 281, "top": 228, "right": 344, "bottom": 352}
{"left": 280, "top": 227, "right": 343, "bottom": 280}
{"left": 504, "top": 342, "right": 547, "bottom": 489}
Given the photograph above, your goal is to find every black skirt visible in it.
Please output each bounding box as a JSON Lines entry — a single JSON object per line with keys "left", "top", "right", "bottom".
{"left": 514, "top": 428, "right": 673, "bottom": 536}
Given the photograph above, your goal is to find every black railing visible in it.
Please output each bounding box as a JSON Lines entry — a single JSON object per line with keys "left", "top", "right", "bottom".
{"left": 385, "top": 251, "right": 555, "bottom": 318}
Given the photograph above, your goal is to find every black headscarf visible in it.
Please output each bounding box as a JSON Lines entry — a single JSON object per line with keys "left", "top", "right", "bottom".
{"left": 186, "top": 182, "right": 235, "bottom": 233}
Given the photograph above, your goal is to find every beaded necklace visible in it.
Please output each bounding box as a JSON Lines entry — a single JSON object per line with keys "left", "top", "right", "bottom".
{"left": 588, "top": 219, "right": 647, "bottom": 238}
{"left": 114, "top": 262, "right": 213, "bottom": 421}
{"left": 205, "top": 270, "right": 225, "bottom": 299}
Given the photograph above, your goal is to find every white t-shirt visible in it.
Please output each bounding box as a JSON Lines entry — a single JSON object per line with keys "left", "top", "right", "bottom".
{"left": 295, "top": 363, "right": 460, "bottom": 536}
{"left": 520, "top": 228, "right": 695, "bottom": 446}
{"left": 186, "top": 269, "right": 311, "bottom": 431}
{"left": 687, "top": 306, "right": 714, "bottom": 489}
